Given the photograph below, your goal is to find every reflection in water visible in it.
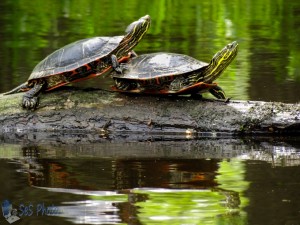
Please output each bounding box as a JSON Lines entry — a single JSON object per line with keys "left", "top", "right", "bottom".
{"left": 27, "top": 158, "right": 221, "bottom": 190}
{"left": 37, "top": 173, "right": 245, "bottom": 225}
{"left": 0, "top": 137, "right": 300, "bottom": 224}
{"left": 15, "top": 145, "right": 248, "bottom": 224}
{"left": 51, "top": 190, "right": 130, "bottom": 225}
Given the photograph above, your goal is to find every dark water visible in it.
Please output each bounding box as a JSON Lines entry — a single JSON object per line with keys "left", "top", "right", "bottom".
{"left": 0, "top": 1, "right": 300, "bottom": 225}
{"left": 0, "top": 135, "right": 300, "bottom": 224}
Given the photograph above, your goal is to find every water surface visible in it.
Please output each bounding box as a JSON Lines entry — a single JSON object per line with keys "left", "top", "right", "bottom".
{"left": 1, "top": 135, "right": 300, "bottom": 224}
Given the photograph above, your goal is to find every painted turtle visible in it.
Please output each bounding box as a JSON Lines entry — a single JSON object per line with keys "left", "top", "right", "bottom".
{"left": 112, "top": 41, "right": 238, "bottom": 99}
{"left": 4, "top": 15, "right": 151, "bottom": 110}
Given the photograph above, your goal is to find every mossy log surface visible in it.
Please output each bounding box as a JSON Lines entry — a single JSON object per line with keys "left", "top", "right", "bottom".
{"left": 0, "top": 87, "right": 299, "bottom": 136}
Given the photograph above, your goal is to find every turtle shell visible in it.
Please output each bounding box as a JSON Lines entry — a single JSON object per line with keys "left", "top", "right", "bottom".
{"left": 113, "top": 53, "right": 208, "bottom": 80}
{"left": 29, "top": 36, "right": 124, "bottom": 80}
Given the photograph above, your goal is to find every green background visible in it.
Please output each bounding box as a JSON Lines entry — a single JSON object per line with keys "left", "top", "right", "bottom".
{"left": 0, "top": 0, "right": 299, "bottom": 102}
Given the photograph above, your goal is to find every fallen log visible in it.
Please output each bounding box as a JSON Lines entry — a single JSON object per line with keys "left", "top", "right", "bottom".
{"left": 0, "top": 87, "right": 299, "bottom": 135}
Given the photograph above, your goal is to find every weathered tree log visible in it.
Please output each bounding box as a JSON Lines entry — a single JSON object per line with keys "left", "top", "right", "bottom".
{"left": 0, "top": 87, "right": 299, "bottom": 136}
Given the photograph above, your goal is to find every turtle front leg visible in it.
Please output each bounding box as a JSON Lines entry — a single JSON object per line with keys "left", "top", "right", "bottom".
{"left": 209, "top": 85, "right": 227, "bottom": 100}
{"left": 129, "top": 51, "right": 138, "bottom": 58}
{"left": 22, "top": 81, "right": 46, "bottom": 110}
{"left": 110, "top": 54, "right": 123, "bottom": 74}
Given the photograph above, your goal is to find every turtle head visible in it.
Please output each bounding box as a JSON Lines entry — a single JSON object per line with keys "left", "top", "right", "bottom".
{"left": 203, "top": 41, "right": 238, "bottom": 83}
{"left": 125, "top": 15, "right": 151, "bottom": 37}
{"left": 117, "top": 15, "right": 150, "bottom": 54}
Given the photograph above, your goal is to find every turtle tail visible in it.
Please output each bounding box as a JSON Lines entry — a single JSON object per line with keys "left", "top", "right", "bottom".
{"left": 3, "top": 82, "right": 29, "bottom": 95}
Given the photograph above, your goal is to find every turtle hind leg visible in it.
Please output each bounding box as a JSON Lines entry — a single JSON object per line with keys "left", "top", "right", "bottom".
{"left": 22, "top": 81, "right": 46, "bottom": 110}
{"left": 114, "top": 78, "right": 137, "bottom": 91}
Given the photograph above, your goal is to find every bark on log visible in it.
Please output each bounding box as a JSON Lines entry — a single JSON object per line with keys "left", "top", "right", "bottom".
{"left": 0, "top": 87, "right": 299, "bottom": 136}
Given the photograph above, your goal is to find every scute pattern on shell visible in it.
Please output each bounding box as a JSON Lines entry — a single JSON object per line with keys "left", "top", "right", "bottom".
{"left": 29, "top": 36, "right": 124, "bottom": 80}
{"left": 115, "top": 53, "right": 208, "bottom": 80}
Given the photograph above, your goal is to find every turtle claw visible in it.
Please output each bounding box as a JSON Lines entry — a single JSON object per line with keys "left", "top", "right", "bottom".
{"left": 111, "top": 54, "right": 123, "bottom": 74}
{"left": 225, "top": 97, "right": 231, "bottom": 103}
{"left": 114, "top": 66, "right": 123, "bottom": 74}
{"left": 22, "top": 96, "right": 39, "bottom": 110}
